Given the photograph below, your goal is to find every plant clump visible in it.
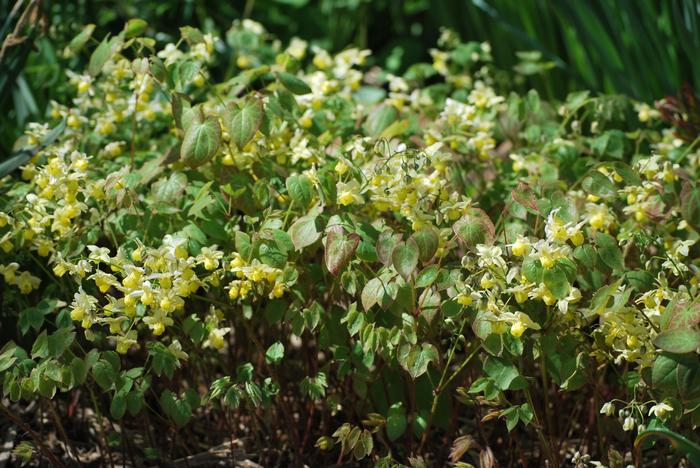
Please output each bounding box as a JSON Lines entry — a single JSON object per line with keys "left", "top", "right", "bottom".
{"left": 1, "top": 19, "right": 700, "bottom": 467}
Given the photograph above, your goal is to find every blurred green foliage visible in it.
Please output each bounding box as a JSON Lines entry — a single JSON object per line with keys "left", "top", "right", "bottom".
{"left": 1, "top": 0, "right": 699, "bottom": 155}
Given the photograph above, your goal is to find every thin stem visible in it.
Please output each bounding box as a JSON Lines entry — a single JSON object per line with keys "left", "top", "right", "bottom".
{"left": 45, "top": 398, "right": 83, "bottom": 466}
{"left": 419, "top": 332, "right": 479, "bottom": 453}
{"left": 0, "top": 401, "right": 65, "bottom": 468}
{"left": 524, "top": 386, "right": 557, "bottom": 466}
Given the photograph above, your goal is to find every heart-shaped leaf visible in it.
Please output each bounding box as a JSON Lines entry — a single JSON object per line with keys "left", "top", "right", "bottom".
{"left": 377, "top": 230, "right": 401, "bottom": 266}
{"left": 324, "top": 228, "right": 360, "bottom": 276}
{"left": 654, "top": 329, "right": 700, "bottom": 354}
{"left": 453, "top": 208, "right": 495, "bottom": 248}
{"left": 411, "top": 227, "right": 439, "bottom": 263}
{"left": 361, "top": 277, "right": 384, "bottom": 311}
{"left": 289, "top": 214, "right": 320, "bottom": 251}
{"left": 226, "top": 98, "right": 263, "bottom": 150}
{"left": 181, "top": 116, "right": 221, "bottom": 168}
{"left": 392, "top": 239, "right": 419, "bottom": 281}
{"left": 386, "top": 403, "right": 407, "bottom": 441}
{"left": 398, "top": 342, "right": 438, "bottom": 379}
{"left": 582, "top": 171, "right": 616, "bottom": 198}
{"left": 286, "top": 174, "right": 314, "bottom": 208}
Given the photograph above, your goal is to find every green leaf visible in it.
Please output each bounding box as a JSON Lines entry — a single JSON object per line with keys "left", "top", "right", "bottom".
{"left": 376, "top": 230, "right": 401, "bottom": 266}
{"left": 654, "top": 329, "right": 700, "bottom": 354}
{"left": 152, "top": 172, "right": 187, "bottom": 203}
{"left": 88, "top": 35, "right": 121, "bottom": 77}
{"left": 171, "top": 93, "right": 191, "bottom": 130}
{"left": 681, "top": 182, "right": 700, "bottom": 231}
{"left": 453, "top": 209, "right": 495, "bottom": 248}
{"left": 483, "top": 356, "right": 522, "bottom": 391}
{"left": 511, "top": 182, "right": 540, "bottom": 215}
{"left": 392, "top": 239, "right": 419, "bottom": 281}
{"left": 111, "top": 392, "right": 127, "bottom": 419}
{"left": 180, "top": 26, "right": 204, "bottom": 44}
{"left": 150, "top": 56, "right": 167, "bottom": 82}
{"left": 276, "top": 71, "right": 312, "bottom": 95}
{"left": 385, "top": 403, "right": 407, "bottom": 441}
{"left": 416, "top": 265, "right": 439, "bottom": 288}
{"left": 48, "top": 328, "right": 75, "bottom": 357}
{"left": 595, "top": 232, "right": 624, "bottom": 272}
{"left": 160, "top": 390, "right": 192, "bottom": 427}
{"left": 518, "top": 403, "right": 534, "bottom": 426}
{"left": 364, "top": 105, "right": 398, "bottom": 137}
{"left": 187, "top": 182, "right": 215, "bottom": 219}
{"left": 286, "top": 174, "right": 314, "bottom": 208}
{"left": 31, "top": 331, "right": 48, "bottom": 359}
{"left": 652, "top": 353, "right": 695, "bottom": 398}
{"left": 265, "top": 342, "right": 285, "bottom": 365}
{"left": 181, "top": 116, "right": 221, "bottom": 168}
{"left": 227, "top": 98, "right": 264, "bottom": 150}
{"left": 20, "top": 298, "right": 61, "bottom": 335}
{"left": 0, "top": 345, "right": 17, "bottom": 372}
{"left": 71, "top": 357, "right": 88, "bottom": 386}
{"left": 662, "top": 300, "right": 700, "bottom": 331}
{"left": 123, "top": 19, "right": 148, "bottom": 38}
{"left": 361, "top": 277, "right": 384, "bottom": 311}
{"left": 503, "top": 407, "right": 520, "bottom": 432}
{"left": 324, "top": 228, "right": 360, "bottom": 276}
{"left": 356, "top": 429, "right": 374, "bottom": 460}
{"left": 635, "top": 428, "right": 700, "bottom": 467}
{"left": 411, "top": 227, "right": 439, "bottom": 263}
{"left": 65, "top": 24, "right": 96, "bottom": 56}
{"left": 289, "top": 214, "right": 321, "bottom": 251}
{"left": 397, "top": 343, "right": 438, "bottom": 379}
{"left": 92, "top": 360, "right": 116, "bottom": 391}
{"left": 126, "top": 391, "right": 144, "bottom": 416}
{"left": 611, "top": 162, "right": 641, "bottom": 186}
{"left": 543, "top": 264, "right": 570, "bottom": 299}
{"left": 522, "top": 255, "right": 544, "bottom": 283}
{"left": 582, "top": 171, "right": 616, "bottom": 198}
{"left": 235, "top": 231, "right": 253, "bottom": 260}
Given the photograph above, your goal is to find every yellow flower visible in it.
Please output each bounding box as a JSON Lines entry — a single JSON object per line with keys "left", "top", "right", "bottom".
{"left": 77, "top": 80, "right": 90, "bottom": 94}
{"left": 570, "top": 230, "right": 584, "bottom": 246}
{"left": 67, "top": 115, "right": 81, "bottom": 128}
{"left": 589, "top": 214, "right": 605, "bottom": 230}
{"left": 540, "top": 254, "right": 555, "bottom": 270}
{"left": 152, "top": 322, "right": 165, "bottom": 335}
{"left": 511, "top": 236, "right": 531, "bottom": 257}
{"left": 236, "top": 55, "right": 251, "bottom": 68}
{"left": 16, "top": 271, "right": 39, "bottom": 294}
{"left": 335, "top": 161, "right": 349, "bottom": 175}
{"left": 480, "top": 275, "right": 495, "bottom": 289}
{"left": 510, "top": 321, "right": 526, "bottom": 337}
{"left": 457, "top": 293, "right": 473, "bottom": 306}
{"left": 228, "top": 282, "right": 240, "bottom": 300}
{"left": 271, "top": 283, "right": 285, "bottom": 298}
{"left": 70, "top": 307, "right": 84, "bottom": 321}
{"left": 131, "top": 247, "right": 143, "bottom": 262}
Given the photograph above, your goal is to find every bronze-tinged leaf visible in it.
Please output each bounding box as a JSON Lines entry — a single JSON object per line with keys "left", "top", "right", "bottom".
{"left": 324, "top": 228, "right": 360, "bottom": 276}
{"left": 453, "top": 208, "right": 495, "bottom": 248}
{"left": 511, "top": 181, "right": 539, "bottom": 214}
{"left": 376, "top": 229, "right": 402, "bottom": 266}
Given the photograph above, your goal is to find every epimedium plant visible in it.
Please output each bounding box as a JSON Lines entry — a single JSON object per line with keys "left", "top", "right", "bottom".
{"left": 1, "top": 18, "right": 700, "bottom": 467}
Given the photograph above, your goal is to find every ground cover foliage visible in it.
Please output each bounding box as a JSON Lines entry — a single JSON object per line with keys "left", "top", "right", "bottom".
{"left": 2, "top": 18, "right": 700, "bottom": 467}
